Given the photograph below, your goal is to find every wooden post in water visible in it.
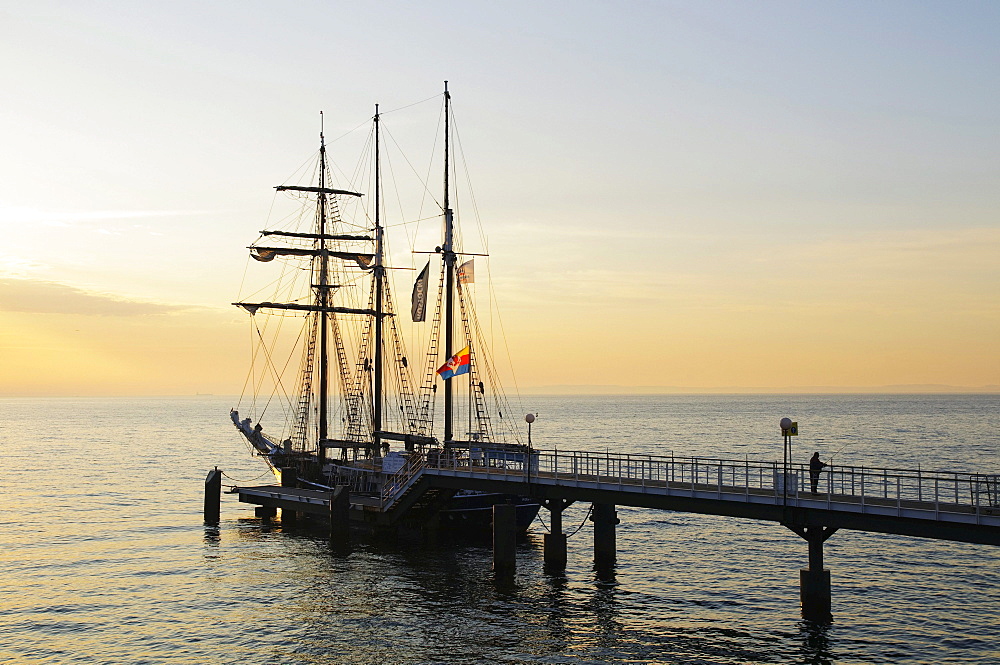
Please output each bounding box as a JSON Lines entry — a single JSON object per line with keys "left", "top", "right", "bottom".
{"left": 493, "top": 503, "right": 517, "bottom": 577}
{"left": 329, "top": 485, "right": 350, "bottom": 549}
{"left": 204, "top": 467, "right": 222, "bottom": 524}
{"left": 591, "top": 503, "right": 619, "bottom": 573}
{"left": 281, "top": 467, "right": 298, "bottom": 526}
{"left": 543, "top": 498, "right": 571, "bottom": 571}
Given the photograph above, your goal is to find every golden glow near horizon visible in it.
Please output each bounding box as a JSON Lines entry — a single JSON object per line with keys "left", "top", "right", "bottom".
{"left": 1, "top": 3, "right": 998, "bottom": 396}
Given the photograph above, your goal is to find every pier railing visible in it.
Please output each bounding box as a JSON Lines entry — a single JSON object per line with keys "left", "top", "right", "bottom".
{"left": 420, "top": 448, "right": 999, "bottom": 512}
{"left": 381, "top": 453, "right": 426, "bottom": 509}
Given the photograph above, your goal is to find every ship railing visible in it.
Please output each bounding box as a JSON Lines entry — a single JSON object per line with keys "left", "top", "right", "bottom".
{"left": 330, "top": 464, "right": 379, "bottom": 495}
{"left": 420, "top": 448, "right": 998, "bottom": 514}
{"left": 381, "top": 453, "right": 426, "bottom": 509}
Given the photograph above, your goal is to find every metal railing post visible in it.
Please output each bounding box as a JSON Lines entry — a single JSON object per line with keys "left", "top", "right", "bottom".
{"left": 897, "top": 476, "right": 902, "bottom": 515}
{"left": 935, "top": 477, "right": 940, "bottom": 517}
{"left": 861, "top": 467, "right": 866, "bottom": 512}
{"left": 975, "top": 480, "right": 981, "bottom": 525}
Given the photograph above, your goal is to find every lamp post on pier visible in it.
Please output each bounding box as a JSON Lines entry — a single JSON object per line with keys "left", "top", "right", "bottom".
{"left": 780, "top": 417, "right": 798, "bottom": 501}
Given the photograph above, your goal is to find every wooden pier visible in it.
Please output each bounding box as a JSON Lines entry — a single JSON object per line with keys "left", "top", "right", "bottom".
{"left": 219, "top": 449, "right": 1000, "bottom": 622}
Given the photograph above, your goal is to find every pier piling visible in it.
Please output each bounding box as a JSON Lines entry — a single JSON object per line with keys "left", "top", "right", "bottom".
{"left": 204, "top": 467, "right": 221, "bottom": 524}
{"left": 493, "top": 503, "right": 517, "bottom": 577}
{"left": 329, "top": 485, "right": 350, "bottom": 549}
{"left": 280, "top": 467, "right": 298, "bottom": 526}
{"left": 543, "top": 498, "right": 571, "bottom": 571}
{"left": 592, "top": 503, "right": 619, "bottom": 573}
{"left": 788, "top": 525, "right": 837, "bottom": 623}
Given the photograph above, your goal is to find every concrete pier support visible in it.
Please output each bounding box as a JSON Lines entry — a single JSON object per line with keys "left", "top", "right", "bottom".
{"left": 542, "top": 498, "right": 572, "bottom": 571}
{"left": 493, "top": 503, "right": 517, "bottom": 577}
{"left": 591, "top": 503, "right": 619, "bottom": 572}
{"left": 329, "top": 486, "right": 350, "bottom": 549}
{"left": 203, "top": 467, "right": 221, "bottom": 524}
{"left": 280, "top": 467, "right": 298, "bottom": 526}
{"left": 788, "top": 525, "right": 837, "bottom": 623}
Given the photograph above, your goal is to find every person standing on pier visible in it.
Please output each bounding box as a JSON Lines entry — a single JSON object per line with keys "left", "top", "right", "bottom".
{"left": 809, "top": 452, "right": 828, "bottom": 493}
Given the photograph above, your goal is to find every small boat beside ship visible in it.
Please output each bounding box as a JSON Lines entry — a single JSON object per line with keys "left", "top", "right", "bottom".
{"left": 230, "top": 83, "right": 539, "bottom": 532}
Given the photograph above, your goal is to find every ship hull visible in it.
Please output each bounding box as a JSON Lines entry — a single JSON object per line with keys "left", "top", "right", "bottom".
{"left": 439, "top": 492, "right": 541, "bottom": 532}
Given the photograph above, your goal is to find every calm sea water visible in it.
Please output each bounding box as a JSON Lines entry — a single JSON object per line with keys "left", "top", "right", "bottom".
{"left": 1, "top": 394, "right": 997, "bottom": 664}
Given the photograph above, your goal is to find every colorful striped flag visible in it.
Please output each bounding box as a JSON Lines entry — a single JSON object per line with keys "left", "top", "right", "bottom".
{"left": 437, "top": 346, "right": 470, "bottom": 380}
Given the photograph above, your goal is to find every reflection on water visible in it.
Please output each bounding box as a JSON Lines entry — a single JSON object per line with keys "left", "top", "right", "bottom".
{"left": 0, "top": 395, "right": 997, "bottom": 663}
{"left": 799, "top": 621, "right": 833, "bottom": 665}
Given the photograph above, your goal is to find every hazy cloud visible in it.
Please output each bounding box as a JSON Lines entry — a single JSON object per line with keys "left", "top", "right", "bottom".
{"left": 0, "top": 278, "right": 189, "bottom": 316}
{"left": 0, "top": 206, "right": 218, "bottom": 226}
{"left": 0, "top": 255, "right": 46, "bottom": 278}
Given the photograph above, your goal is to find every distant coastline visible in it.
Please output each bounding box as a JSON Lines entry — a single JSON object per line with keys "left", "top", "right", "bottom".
{"left": 523, "top": 384, "right": 1000, "bottom": 395}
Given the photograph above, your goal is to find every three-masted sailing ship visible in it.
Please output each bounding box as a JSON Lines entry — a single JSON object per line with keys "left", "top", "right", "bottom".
{"left": 230, "top": 84, "right": 540, "bottom": 531}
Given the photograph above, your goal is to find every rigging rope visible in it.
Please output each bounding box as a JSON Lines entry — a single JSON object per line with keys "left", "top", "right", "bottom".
{"left": 220, "top": 469, "right": 274, "bottom": 484}
{"left": 252, "top": 316, "right": 303, "bottom": 423}
{"left": 382, "top": 125, "right": 443, "bottom": 212}
{"left": 382, "top": 92, "right": 442, "bottom": 116}
{"left": 533, "top": 503, "right": 594, "bottom": 539}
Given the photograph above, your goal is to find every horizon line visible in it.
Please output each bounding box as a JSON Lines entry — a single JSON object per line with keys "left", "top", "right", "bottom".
{"left": 1, "top": 385, "right": 999, "bottom": 399}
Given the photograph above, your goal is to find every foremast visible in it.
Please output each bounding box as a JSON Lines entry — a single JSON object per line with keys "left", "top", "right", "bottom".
{"left": 235, "top": 114, "right": 372, "bottom": 463}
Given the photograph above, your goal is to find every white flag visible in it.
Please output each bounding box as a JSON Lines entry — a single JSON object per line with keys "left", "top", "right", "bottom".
{"left": 457, "top": 259, "right": 474, "bottom": 284}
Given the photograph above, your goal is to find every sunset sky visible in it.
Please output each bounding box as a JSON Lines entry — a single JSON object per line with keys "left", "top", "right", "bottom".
{"left": 2, "top": 1, "right": 998, "bottom": 396}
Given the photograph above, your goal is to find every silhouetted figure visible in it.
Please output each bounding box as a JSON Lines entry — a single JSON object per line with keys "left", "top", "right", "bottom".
{"left": 809, "top": 452, "right": 828, "bottom": 493}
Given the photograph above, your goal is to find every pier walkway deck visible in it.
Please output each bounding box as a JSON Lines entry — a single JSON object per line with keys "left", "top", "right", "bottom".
{"left": 237, "top": 449, "right": 1000, "bottom": 545}
{"left": 415, "top": 450, "right": 1000, "bottom": 545}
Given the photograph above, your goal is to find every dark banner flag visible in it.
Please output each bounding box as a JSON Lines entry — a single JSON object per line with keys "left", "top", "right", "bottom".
{"left": 411, "top": 261, "right": 429, "bottom": 322}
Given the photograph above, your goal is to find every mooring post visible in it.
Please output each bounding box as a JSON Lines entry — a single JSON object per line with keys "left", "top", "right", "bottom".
{"left": 329, "top": 485, "right": 350, "bottom": 549}
{"left": 591, "top": 503, "right": 619, "bottom": 572}
{"left": 204, "top": 467, "right": 222, "bottom": 524}
{"left": 493, "top": 503, "right": 517, "bottom": 577}
{"left": 280, "top": 467, "right": 298, "bottom": 526}
{"left": 788, "top": 525, "right": 837, "bottom": 623}
{"left": 543, "top": 498, "right": 571, "bottom": 571}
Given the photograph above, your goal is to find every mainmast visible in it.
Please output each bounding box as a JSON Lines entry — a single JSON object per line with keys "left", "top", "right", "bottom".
{"left": 317, "top": 113, "right": 330, "bottom": 453}
{"left": 373, "top": 104, "right": 384, "bottom": 451}
{"left": 442, "top": 81, "right": 456, "bottom": 444}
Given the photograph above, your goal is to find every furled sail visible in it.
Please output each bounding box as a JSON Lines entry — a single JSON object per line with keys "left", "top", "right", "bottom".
{"left": 274, "top": 185, "right": 362, "bottom": 197}
{"left": 260, "top": 230, "right": 373, "bottom": 242}
{"left": 235, "top": 301, "right": 384, "bottom": 317}
{"left": 250, "top": 246, "right": 374, "bottom": 269}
